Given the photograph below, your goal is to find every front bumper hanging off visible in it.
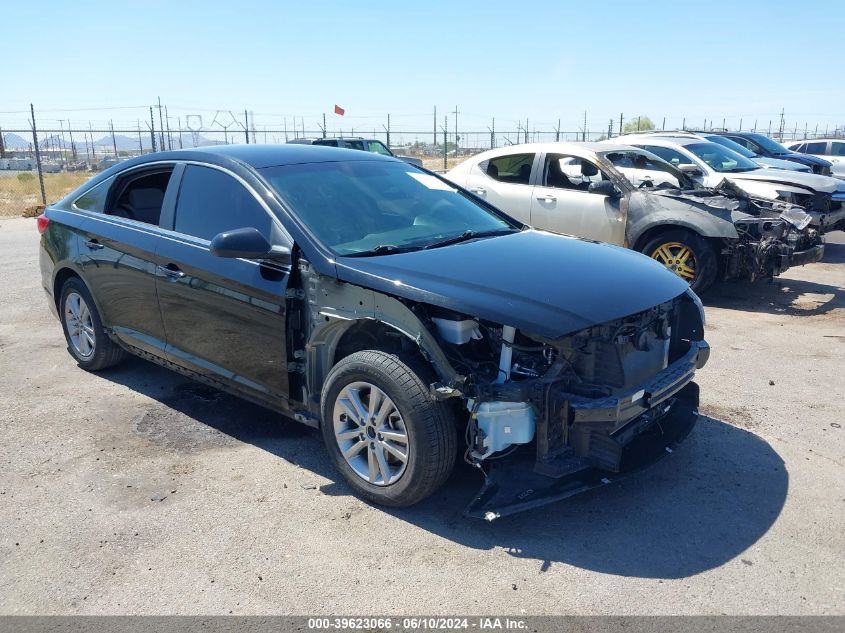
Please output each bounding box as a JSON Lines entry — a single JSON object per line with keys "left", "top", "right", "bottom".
{"left": 465, "top": 343, "right": 708, "bottom": 520}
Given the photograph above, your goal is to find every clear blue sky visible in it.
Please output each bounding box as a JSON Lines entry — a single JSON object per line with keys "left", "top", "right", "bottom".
{"left": 2, "top": 0, "right": 843, "bottom": 139}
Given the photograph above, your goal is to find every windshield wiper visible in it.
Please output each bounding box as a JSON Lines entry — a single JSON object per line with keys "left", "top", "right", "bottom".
{"left": 422, "top": 228, "right": 517, "bottom": 250}
{"left": 345, "top": 244, "right": 423, "bottom": 257}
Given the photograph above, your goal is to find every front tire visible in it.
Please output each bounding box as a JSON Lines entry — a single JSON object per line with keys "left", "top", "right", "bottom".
{"left": 320, "top": 350, "right": 457, "bottom": 507}
{"left": 640, "top": 228, "right": 718, "bottom": 293}
{"left": 59, "top": 277, "right": 126, "bottom": 371}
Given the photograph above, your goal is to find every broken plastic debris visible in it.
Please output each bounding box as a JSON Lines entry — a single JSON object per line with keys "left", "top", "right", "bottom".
{"left": 484, "top": 511, "right": 500, "bottom": 522}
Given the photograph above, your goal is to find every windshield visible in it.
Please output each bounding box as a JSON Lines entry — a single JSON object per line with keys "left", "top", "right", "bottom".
{"left": 260, "top": 161, "right": 519, "bottom": 256}
{"left": 685, "top": 142, "right": 760, "bottom": 173}
{"left": 747, "top": 133, "right": 790, "bottom": 155}
{"left": 705, "top": 135, "right": 759, "bottom": 158}
{"left": 598, "top": 149, "right": 686, "bottom": 189}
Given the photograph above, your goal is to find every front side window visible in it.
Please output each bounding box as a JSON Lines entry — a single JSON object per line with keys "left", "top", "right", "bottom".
{"left": 725, "top": 135, "right": 755, "bottom": 151}
{"left": 705, "top": 135, "right": 758, "bottom": 157}
{"left": 174, "top": 165, "right": 272, "bottom": 241}
{"left": 108, "top": 169, "right": 173, "bottom": 225}
{"left": 261, "top": 161, "right": 517, "bottom": 256}
{"left": 746, "top": 133, "right": 790, "bottom": 155}
{"left": 600, "top": 150, "right": 683, "bottom": 188}
{"left": 483, "top": 153, "right": 535, "bottom": 185}
{"left": 684, "top": 142, "right": 760, "bottom": 173}
{"left": 543, "top": 154, "right": 606, "bottom": 192}
{"left": 831, "top": 142, "right": 845, "bottom": 156}
{"left": 366, "top": 141, "right": 393, "bottom": 156}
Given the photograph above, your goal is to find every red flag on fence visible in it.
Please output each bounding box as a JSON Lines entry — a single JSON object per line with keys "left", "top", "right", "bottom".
{"left": 334, "top": 104, "right": 345, "bottom": 116}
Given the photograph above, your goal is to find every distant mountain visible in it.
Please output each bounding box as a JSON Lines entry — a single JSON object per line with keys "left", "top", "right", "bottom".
{"left": 1, "top": 132, "right": 30, "bottom": 150}
{"left": 2, "top": 130, "right": 232, "bottom": 155}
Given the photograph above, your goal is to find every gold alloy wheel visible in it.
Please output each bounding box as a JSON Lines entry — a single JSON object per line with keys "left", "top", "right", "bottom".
{"left": 651, "top": 242, "right": 697, "bottom": 282}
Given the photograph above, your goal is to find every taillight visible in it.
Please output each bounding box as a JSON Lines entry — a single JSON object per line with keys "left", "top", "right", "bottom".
{"left": 36, "top": 214, "right": 50, "bottom": 234}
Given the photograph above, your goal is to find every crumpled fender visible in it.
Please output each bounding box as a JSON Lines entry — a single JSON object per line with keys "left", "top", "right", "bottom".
{"left": 625, "top": 190, "right": 744, "bottom": 247}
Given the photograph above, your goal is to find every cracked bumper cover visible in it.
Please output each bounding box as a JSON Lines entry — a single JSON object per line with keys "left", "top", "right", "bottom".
{"left": 465, "top": 341, "right": 708, "bottom": 520}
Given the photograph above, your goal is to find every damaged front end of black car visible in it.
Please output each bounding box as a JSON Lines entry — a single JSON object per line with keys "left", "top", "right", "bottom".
{"left": 452, "top": 292, "right": 708, "bottom": 520}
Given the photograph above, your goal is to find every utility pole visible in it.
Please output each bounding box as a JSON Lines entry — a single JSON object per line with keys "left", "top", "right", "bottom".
{"left": 110, "top": 120, "right": 118, "bottom": 157}
{"left": 383, "top": 113, "right": 391, "bottom": 148}
{"left": 149, "top": 107, "right": 157, "bottom": 152}
{"left": 89, "top": 122, "right": 95, "bottom": 159}
{"left": 583, "top": 111, "right": 588, "bottom": 141}
{"left": 442, "top": 116, "right": 448, "bottom": 170}
{"left": 608, "top": 119, "right": 613, "bottom": 138}
{"left": 156, "top": 97, "right": 165, "bottom": 150}
{"left": 778, "top": 108, "right": 785, "bottom": 140}
{"left": 67, "top": 120, "right": 76, "bottom": 160}
{"left": 525, "top": 118, "right": 529, "bottom": 144}
{"left": 454, "top": 105, "right": 459, "bottom": 154}
{"left": 164, "top": 106, "right": 173, "bottom": 150}
{"left": 29, "top": 104, "right": 46, "bottom": 205}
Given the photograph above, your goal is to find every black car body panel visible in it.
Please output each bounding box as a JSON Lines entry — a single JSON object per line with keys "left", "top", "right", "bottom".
{"left": 335, "top": 229, "right": 689, "bottom": 339}
{"left": 40, "top": 144, "right": 710, "bottom": 519}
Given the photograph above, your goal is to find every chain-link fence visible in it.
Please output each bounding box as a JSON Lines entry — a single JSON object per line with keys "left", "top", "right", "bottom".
{"left": 2, "top": 104, "right": 843, "bottom": 218}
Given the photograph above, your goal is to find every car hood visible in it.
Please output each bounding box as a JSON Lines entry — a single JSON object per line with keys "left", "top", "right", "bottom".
{"left": 754, "top": 156, "right": 811, "bottom": 171}
{"left": 728, "top": 168, "right": 845, "bottom": 193}
{"left": 778, "top": 152, "right": 832, "bottom": 168}
{"left": 334, "top": 230, "right": 690, "bottom": 339}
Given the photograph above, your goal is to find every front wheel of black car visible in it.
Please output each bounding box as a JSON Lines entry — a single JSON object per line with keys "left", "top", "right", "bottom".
{"left": 321, "top": 350, "right": 457, "bottom": 507}
{"left": 640, "top": 228, "right": 717, "bottom": 294}
{"left": 59, "top": 277, "right": 126, "bottom": 371}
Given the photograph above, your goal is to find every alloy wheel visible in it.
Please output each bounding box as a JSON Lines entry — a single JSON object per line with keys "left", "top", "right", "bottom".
{"left": 332, "top": 381, "right": 409, "bottom": 486}
{"left": 64, "top": 291, "right": 96, "bottom": 359}
{"left": 651, "top": 241, "right": 698, "bottom": 282}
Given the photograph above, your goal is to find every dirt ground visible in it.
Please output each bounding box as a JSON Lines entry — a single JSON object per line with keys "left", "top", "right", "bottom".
{"left": 0, "top": 216, "right": 842, "bottom": 615}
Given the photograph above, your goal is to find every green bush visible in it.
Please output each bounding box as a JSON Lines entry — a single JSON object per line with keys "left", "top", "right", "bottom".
{"left": 16, "top": 172, "right": 35, "bottom": 183}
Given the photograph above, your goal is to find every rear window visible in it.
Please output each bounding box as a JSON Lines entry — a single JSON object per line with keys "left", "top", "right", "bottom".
{"left": 483, "top": 153, "right": 535, "bottom": 185}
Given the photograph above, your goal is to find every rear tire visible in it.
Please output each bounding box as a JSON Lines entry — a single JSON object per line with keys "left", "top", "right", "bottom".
{"left": 320, "top": 350, "right": 457, "bottom": 507}
{"left": 639, "top": 228, "right": 718, "bottom": 294}
{"left": 59, "top": 277, "right": 126, "bottom": 371}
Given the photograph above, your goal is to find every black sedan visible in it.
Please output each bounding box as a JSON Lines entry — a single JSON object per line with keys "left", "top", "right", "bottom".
{"left": 39, "top": 145, "right": 709, "bottom": 518}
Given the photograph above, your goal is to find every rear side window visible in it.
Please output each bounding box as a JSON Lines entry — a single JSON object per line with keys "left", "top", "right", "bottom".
{"left": 108, "top": 169, "right": 173, "bottom": 225}
{"left": 805, "top": 141, "right": 827, "bottom": 154}
{"left": 342, "top": 140, "right": 366, "bottom": 151}
{"left": 726, "top": 136, "right": 754, "bottom": 150}
{"left": 641, "top": 145, "right": 694, "bottom": 167}
{"left": 484, "top": 153, "right": 535, "bottom": 185}
{"left": 174, "top": 165, "right": 273, "bottom": 241}
{"left": 366, "top": 141, "right": 392, "bottom": 156}
{"left": 831, "top": 142, "right": 845, "bottom": 156}
{"left": 312, "top": 139, "right": 338, "bottom": 147}
{"left": 73, "top": 177, "right": 113, "bottom": 213}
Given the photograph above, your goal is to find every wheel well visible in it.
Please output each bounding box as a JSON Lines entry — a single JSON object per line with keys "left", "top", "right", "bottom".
{"left": 633, "top": 224, "right": 715, "bottom": 253}
{"left": 332, "top": 320, "right": 425, "bottom": 368}
{"left": 52, "top": 268, "right": 80, "bottom": 312}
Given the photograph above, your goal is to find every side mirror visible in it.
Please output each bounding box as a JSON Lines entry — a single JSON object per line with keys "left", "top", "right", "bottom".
{"left": 210, "top": 227, "right": 291, "bottom": 263}
{"left": 588, "top": 180, "right": 619, "bottom": 197}
{"left": 678, "top": 164, "right": 704, "bottom": 177}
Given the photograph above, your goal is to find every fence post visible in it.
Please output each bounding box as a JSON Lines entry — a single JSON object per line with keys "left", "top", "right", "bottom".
{"left": 149, "top": 107, "right": 157, "bottom": 152}
{"left": 29, "top": 104, "right": 47, "bottom": 206}
{"left": 0, "top": 127, "right": 6, "bottom": 158}
{"left": 443, "top": 116, "right": 448, "bottom": 170}
{"left": 244, "top": 110, "right": 250, "bottom": 144}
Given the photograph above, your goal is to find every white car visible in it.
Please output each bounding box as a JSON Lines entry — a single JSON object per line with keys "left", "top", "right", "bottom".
{"left": 610, "top": 134, "right": 845, "bottom": 232}
{"left": 444, "top": 142, "right": 824, "bottom": 292}
{"left": 784, "top": 138, "right": 845, "bottom": 180}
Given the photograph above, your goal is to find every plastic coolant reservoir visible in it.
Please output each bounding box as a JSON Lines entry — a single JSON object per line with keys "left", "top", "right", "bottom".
{"left": 432, "top": 317, "right": 482, "bottom": 345}
{"left": 474, "top": 401, "right": 536, "bottom": 458}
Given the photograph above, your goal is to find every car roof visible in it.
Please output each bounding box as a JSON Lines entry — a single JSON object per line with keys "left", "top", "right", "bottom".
{"left": 615, "top": 135, "right": 701, "bottom": 147}
{"left": 142, "top": 143, "right": 398, "bottom": 169}
{"left": 788, "top": 138, "right": 840, "bottom": 143}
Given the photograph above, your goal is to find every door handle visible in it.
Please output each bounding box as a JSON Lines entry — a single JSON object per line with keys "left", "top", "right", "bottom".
{"left": 157, "top": 264, "right": 186, "bottom": 281}
{"left": 536, "top": 195, "right": 557, "bottom": 202}
{"left": 469, "top": 187, "right": 486, "bottom": 195}
{"left": 84, "top": 239, "right": 104, "bottom": 250}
